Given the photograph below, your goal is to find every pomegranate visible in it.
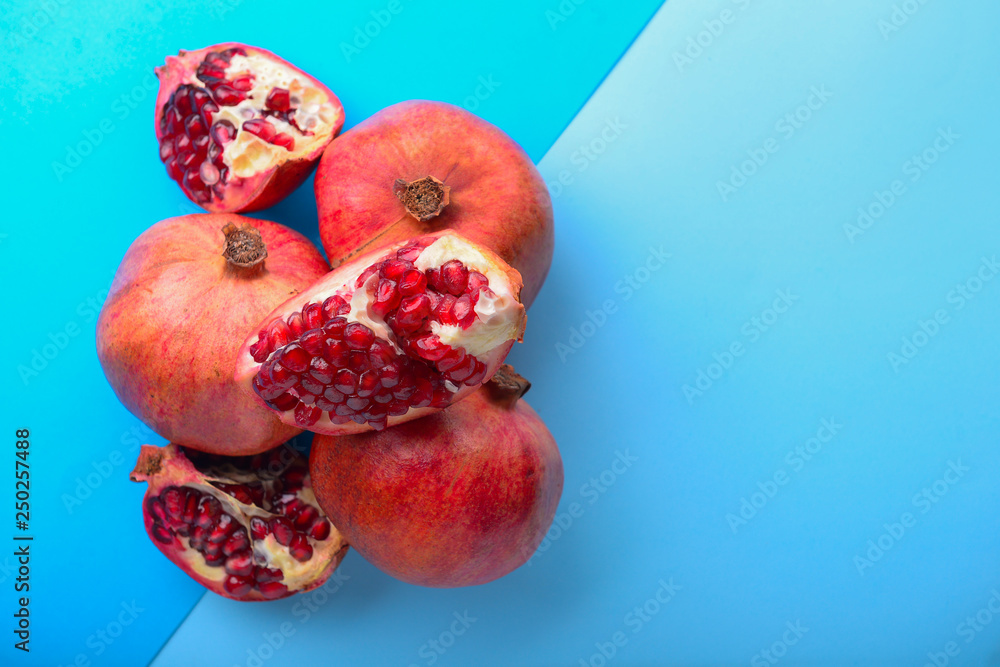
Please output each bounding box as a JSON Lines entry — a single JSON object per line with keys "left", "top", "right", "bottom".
{"left": 97, "top": 215, "right": 329, "bottom": 455}
{"left": 131, "top": 443, "right": 347, "bottom": 601}
{"left": 235, "top": 231, "right": 527, "bottom": 435}
{"left": 314, "top": 100, "right": 553, "bottom": 308}
{"left": 309, "top": 366, "right": 562, "bottom": 587}
{"left": 155, "top": 43, "right": 344, "bottom": 212}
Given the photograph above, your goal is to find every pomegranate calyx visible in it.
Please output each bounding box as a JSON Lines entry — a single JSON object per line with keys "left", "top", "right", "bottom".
{"left": 485, "top": 364, "right": 530, "bottom": 407}
{"left": 130, "top": 444, "right": 165, "bottom": 481}
{"left": 222, "top": 223, "right": 268, "bottom": 270}
{"left": 393, "top": 176, "right": 451, "bottom": 222}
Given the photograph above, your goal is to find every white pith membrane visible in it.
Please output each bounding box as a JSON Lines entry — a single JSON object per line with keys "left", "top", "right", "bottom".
{"left": 243, "top": 233, "right": 526, "bottom": 433}
{"left": 205, "top": 54, "right": 337, "bottom": 177}
{"left": 137, "top": 445, "right": 344, "bottom": 599}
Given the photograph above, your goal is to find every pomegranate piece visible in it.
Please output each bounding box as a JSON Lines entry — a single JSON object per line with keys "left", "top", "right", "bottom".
{"left": 314, "top": 100, "right": 554, "bottom": 308}
{"left": 310, "top": 365, "right": 563, "bottom": 588}
{"left": 96, "top": 215, "right": 329, "bottom": 455}
{"left": 235, "top": 231, "right": 527, "bottom": 435}
{"left": 131, "top": 443, "right": 347, "bottom": 602}
{"left": 154, "top": 43, "right": 344, "bottom": 212}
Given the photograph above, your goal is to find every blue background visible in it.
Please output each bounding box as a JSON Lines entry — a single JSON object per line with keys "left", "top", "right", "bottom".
{"left": 2, "top": 0, "right": 999, "bottom": 665}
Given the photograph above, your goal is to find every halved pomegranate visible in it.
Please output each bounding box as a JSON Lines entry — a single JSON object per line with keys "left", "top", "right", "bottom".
{"left": 235, "top": 231, "right": 527, "bottom": 435}
{"left": 155, "top": 43, "right": 344, "bottom": 212}
{"left": 131, "top": 443, "right": 347, "bottom": 602}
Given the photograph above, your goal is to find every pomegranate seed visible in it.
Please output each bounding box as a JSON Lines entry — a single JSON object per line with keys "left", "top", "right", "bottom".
{"left": 435, "top": 294, "right": 459, "bottom": 326}
{"left": 324, "top": 339, "right": 350, "bottom": 367}
{"left": 222, "top": 531, "right": 249, "bottom": 556}
{"left": 399, "top": 269, "right": 427, "bottom": 295}
{"left": 467, "top": 271, "right": 489, "bottom": 293}
{"left": 324, "top": 387, "right": 346, "bottom": 404}
{"left": 159, "top": 139, "right": 174, "bottom": 161}
{"left": 323, "top": 317, "right": 347, "bottom": 338}
{"left": 269, "top": 392, "right": 298, "bottom": 411}
{"left": 148, "top": 497, "right": 168, "bottom": 523}
{"left": 303, "top": 302, "right": 323, "bottom": 329}
{"left": 152, "top": 523, "right": 174, "bottom": 544}
{"left": 195, "top": 496, "right": 220, "bottom": 528}
{"left": 271, "top": 518, "right": 295, "bottom": 546}
{"left": 309, "top": 357, "right": 334, "bottom": 384}
{"left": 287, "top": 312, "right": 306, "bottom": 337}
{"left": 437, "top": 348, "right": 466, "bottom": 373}
{"left": 453, "top": 294, "right": 473, "bottom": 325}
{"left": 254, "top": 567, "right": 284, "bottom": 583}
{"left": 344, "top": 323, "right": 375, "bottom": 350}
{"left": 333, "top": 369, "right": 357, "bottom": 394}
{"left": 346, "top": 396, "right": 369, "bottom": 411}
{"left": 243, "top": 118, "right": 277, "bottom": 142}
{"left": 322, "top": 296, "right": 347, "bottom": 320}
{"left": 266, "top": 87, "right": 291, "bottom": 111}
{"left": 210, "top": 120, "right": 236, "bottom": 144}
{"left": 426, "top": 267, "right": 447, "bottom": 292}
{"left": 440, "top": 260, "right": 469, "bottom": 295}
{"left": 397, "top": 246, "right": 422, "bottom": 262}
{"left": 387, "top": 399, "right": 409, "bottom": 416}
{"left": 356, "top": 371, "right": 380, "bottom": 397}
{"left": 258, "top": 581, "right": 289, "bottom": 599}
{"left": 356, "top": 265, "right": 378, "bottom": 288}
{"left": 292, "top": 505, "right": 319, "bottom": 531}
{"left": 199, "top": 162, "right": 220, "bottom": 186}
{"left": 465, "top": 362, "right": 488, "bottom": 386}
{"left": 412, "top": 335, "right": 449, "bottom": 361}
{"left": 300, "top": 329, "right": 325, "bottom": 356}
{"left": 380, "top": 259, "right": 410, "bottom": 281}
{"left": 272, "top": 133, "right": 295, "bottom": 151}
{"left": 345, "top": 351, "right": 368, "bottom": 374}
{"left": 447, "top": 355, "right": 477, "bottom": 383}
{"left": 213, "top": 85, "right": 244, "bottom": 106}
{"left": 300, "top": 376, "right": 325, "bottom": 396}
{"left": 160, "top": 486, "right": 185, "bottom": 519}
{"left": 249, "top": 516, "right": 268, "bottom": 540}
{"left": 280, "top": 344, "right": 310, "bottom": 373}
{"left": 209, "top": 514, "right": 237, "bottom": 543}
{"left": 185, "top": 114, "right": 206, "bottom": 138}
{"left": 289, "top": 534, "right": 313, "bottom": 562}
{"left": 269, "top": 362, "right": 298, "bottom": 391}
{"left": 309, "top": 518, "right": 331, "bottom": 540}
{"left": 231, "top": 75, "right": 254, "bottom": 91}
{"left": 224, "top": 575, "right": 253, "bottom": 597}
{"left": 225, "top": 552, "right": 254, "bottom": 577}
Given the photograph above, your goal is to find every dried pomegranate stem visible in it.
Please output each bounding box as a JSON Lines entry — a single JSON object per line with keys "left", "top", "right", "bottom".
{"left": 221, "top": 223, "right": 268, "bottom": 271}
{"left": 393, "top": 176, "right": 451, "bottom": 222}
{"left": 485, "top": 364, "right": 530, "bottom": 407}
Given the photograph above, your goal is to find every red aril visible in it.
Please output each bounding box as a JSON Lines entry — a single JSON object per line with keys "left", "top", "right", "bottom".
{"left": 131, "top": 443, "right": 347, "bottom": 601}
{"left": 155, "top": 43, "right": 344, "bottom": 212}
{"left": 97, "top": 215, "right": 329, "bottom": 455}
{"left": 314, "top": 100, "right": 553, "bottom": 308}
{"left": 235, "top": 231, "right": 527, "bottom": 435}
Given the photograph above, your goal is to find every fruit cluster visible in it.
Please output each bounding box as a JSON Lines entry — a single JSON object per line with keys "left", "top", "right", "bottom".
{"left": 99, "top": 43, "right": 562, "bottom": 600}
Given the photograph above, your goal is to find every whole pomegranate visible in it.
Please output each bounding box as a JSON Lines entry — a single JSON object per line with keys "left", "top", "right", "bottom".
{"left": 235, "top": 231, "right": 527, "bottom": 435}
{"left": 131, "top": 443, "right": 347, "bottom": 601}
{"left": 314, "top": 100, "right": 553, "bottom": 308}
{"left": 97, "top": 214, "right": 329, "bottom": 454}
{"left": 155, "top": 43, "right": 344, "bottom": 212}
{"left": 309, "top": 366, "right": 563, "bottom": 587}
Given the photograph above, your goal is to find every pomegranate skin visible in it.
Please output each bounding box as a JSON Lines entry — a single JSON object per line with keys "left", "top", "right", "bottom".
{"left": 155, "top": 43, "right": 345, "bottom": 212}
{"left": 315, "top": 100, "right": 553, "bottom": 308}
{"left": 97, "top": 214, "right": 329, "bottom": 455}
{"left": 309, "top": 371, "right": 563, "bottom": 587}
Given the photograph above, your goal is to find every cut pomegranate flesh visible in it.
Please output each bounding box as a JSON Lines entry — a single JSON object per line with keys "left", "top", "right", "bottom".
{"left": 132, "top": 443, "right": 346, "bottom": 602}
{"left": 238, "top": 232, "right": 527, "bottom": 435}
{"left": 155, "top": 45, "right": 343, "bottom": 211}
